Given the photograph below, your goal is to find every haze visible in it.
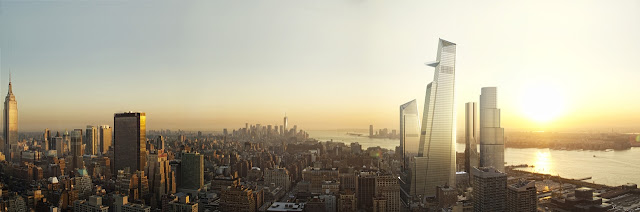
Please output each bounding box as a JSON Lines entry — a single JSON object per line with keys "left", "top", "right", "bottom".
{"left": 1, "top": 0, "right": 639, "bottom": 132}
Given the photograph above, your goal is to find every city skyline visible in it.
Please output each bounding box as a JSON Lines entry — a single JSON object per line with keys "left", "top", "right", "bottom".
{"left": 1, "top": 1, "right": 640, "bottom": 132}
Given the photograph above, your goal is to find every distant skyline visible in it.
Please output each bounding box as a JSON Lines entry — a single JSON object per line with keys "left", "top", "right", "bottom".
{"left": 1, "top": 1, "right": 640, "bottom": 131}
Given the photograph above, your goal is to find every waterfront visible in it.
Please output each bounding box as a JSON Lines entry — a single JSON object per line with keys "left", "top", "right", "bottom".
{"left": 308, "top": 130, "right": 640, "bottom": 186}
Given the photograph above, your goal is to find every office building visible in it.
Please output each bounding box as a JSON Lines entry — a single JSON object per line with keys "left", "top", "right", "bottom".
{"left": 99, "top": 125, "right": 112, "bottom": 154}
{"left": 146, "top": 151, "right": 177, "bottom": 205}
{"left": 155, "top": 135, "right": 164, "bottom": 150}
{"left": 376, "top": 174, "right": 400, "bottom": 212}
{"left": 471, "top": 167, "right": 507, "bottom": 212}
{"left": 180, "top": 152, "right": 204, "bottom": 190}
{"left": 357, "top": 173, "right": 376, "bottom": 210}
{"left": 85, "top": 125, "right": 98, "bottom": 155}
{"left": 73, "top": 196, "right": 109, "bottom": 212}
{"left": 415, "top": 39, "right": 457, "bottom": 198}
{"left": 71, "top": 129, "right": 84, "bottom": 170}
{"left": 465, "top": 102, "right": 479, "bottom": 176}
{"left": 264, "top": 167, "right": 291, "bottom": 191}
{"left": 399, "top": 99, "right": 420, "bottom": 171}
{"left": 75, "top": 169, "right": 93, "bottom": 199}
{"left": 507, "top": 180, "right": 537, "bottom": 212}
{"left": 338, "top": 190, "right": 357, "bottom": 212}
{"left": 113, "top": 194, "right": 151, "bottom": 212}
{"left": 369, "top": 125, "right": 374, "bottom": 137}
{"left": 3, "top": 78, "right": 18, "bottom": 157}
{"left": 220, "top": 186, "right": 256, "bottom": 212}
{"left": 479, "top": 87, "right": 505, "bottom": 172}
{"left": 169, "top": 193, "right": 198, "bottom": 212}
{"left": 283, "top": 114, "right": 288, "bottom": 132}
{"left": 114, "top": 112, "right": 146, "bottom": 174}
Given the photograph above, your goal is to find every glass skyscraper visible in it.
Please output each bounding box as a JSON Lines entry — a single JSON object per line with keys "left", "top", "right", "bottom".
{"left": 400, "top": 99, "right": 420, "bottom": 170}
{"left": 415, "top": 39, "right": 457, "bottom": 197}
{"left": 114, "top": 112, "right": 147, "bottom": 174}
{"left": 465, "top": 102, "right": 479, "bottom": 176}
{"left": 479, "top": 87, "right": 505, "bottom": 172}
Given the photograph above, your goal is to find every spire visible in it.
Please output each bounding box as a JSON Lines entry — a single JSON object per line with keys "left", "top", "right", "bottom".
{"left": 7, "top": 71, "right": 12, "bottom": 95}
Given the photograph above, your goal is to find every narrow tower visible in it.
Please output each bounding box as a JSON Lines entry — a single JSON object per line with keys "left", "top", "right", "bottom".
{"left": 414, "top": 39, "right": 457, "bottom": 197}
{"left": 3, "top": 76, "right": 18, "bottom": 157}
{"left": 479, "top": 87, "right": 505, "bottom": 172}
{"left": 465, "top": 102, "right": 479, "bottom": 176}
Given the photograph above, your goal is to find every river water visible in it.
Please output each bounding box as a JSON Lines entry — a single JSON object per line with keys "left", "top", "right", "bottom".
{"left": 308, "top": 130, "right": 640, "bottom": 186}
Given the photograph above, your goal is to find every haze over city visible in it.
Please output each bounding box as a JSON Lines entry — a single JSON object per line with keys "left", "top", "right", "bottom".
{"left": 2, "top": 0, "right": 639, "bottom": 131}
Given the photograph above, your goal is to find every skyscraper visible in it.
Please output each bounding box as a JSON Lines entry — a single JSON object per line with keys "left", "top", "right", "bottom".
{"left": 71, "top": 129, "right": 84, "bottom": 171}
{"left": 3, "top": 78, "right": 18, "bottom": 156}
{"left": 283, "top": 114, "right": 288, "bottom": 132}
{"left": 180, "top": 152, "right": 204, "bottom": 190}
{"left": 465, "top": 102, "right": 479, "bottom": 176}
{"left": 507, "top": 180, "right": 537, "bottom": 212}
{"left": 85, "top": 125, "right": 98, "bottom": 155}
{"left": 99, "top": 125, "right": 112, "bottom": 154}
{"left": 369, "top": 125, "right": 374, "bottom": 137}
{"left": 400, "top": 99, "right": 420, "bottom": 170}
{"left": 114, "top": 112, "right": 146, "bottom": 174}
{"left": 472, "top": 167, "right": 507, "bottom": 212}
{"left": 415, "top": 39, "right": 457, "bottom": 197}
{"left": 479, "top": 87, "right": 505, "bottom": 172}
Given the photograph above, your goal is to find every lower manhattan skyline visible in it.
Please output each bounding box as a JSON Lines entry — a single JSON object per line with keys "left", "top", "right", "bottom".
{"left": 1, "top": 0, "right": 640, "bottom": 132}
{"left": 1, "top": 1, "right": 640, "bottom": 212}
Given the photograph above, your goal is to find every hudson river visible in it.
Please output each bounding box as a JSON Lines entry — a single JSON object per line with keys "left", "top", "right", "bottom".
{"left": 308, "top": 130, "right": 640, "bottom": 186}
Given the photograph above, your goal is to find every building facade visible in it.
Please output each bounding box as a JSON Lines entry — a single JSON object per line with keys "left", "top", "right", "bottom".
{"left": 465, "top": 102, "right": 479, "bottom": 176}
{"left": 471, "top": 167, "right": 507, "bottom": 212}
{"left": 114, "top": 112, "right": 146, "bottom": 174}
{"left": 507, "top": 180, "right": 537, "bottom": 212}
{"left": 71, "top": 129, "right": 84, "bottom": 171}
{"left": 479, "top": 87, "right": 505, "bottom": 172}
{"left": 180, "top": 152, "right": 204, "bottom": 190}
{"left": 415, "top": 39, "right": 457, "bottom": 197}
{"left": 399, "top": 99, "right": 420, "bottom": 171}
{"left": 3, "top": 79, "right": 18, "bottom": 158}
{"left": 99, "top": 125, "right": 112, "bottom": 154}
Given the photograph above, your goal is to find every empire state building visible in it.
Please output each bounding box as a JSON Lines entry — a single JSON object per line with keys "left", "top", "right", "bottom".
{"left": 3, "top": 78, "right": 18, "bottom": 156}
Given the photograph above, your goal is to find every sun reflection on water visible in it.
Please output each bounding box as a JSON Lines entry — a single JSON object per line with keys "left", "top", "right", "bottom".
{"left": 533, "top": 151, "right": 553, "bottom": 174}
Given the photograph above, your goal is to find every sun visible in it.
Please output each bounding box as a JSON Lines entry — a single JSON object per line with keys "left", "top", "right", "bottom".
{"left": 520, "top": 83, "right": 565, "bottom": 123}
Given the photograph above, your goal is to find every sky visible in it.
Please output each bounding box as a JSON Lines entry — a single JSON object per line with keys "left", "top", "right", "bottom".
{"left": 1, "top": 0, "right": 639, "bottom": 132}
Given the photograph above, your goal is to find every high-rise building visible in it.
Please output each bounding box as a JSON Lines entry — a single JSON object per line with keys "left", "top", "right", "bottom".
{"left": 479, "top": 87, "right": 505, "bottom": 172}
{"left": 53, "top": 136, "right": 64, "bottom": 157}
{"left": 180, "top": 152, "right": 204, "bottom": 190}
{"left": 3, "top": 78, "right": 18, "bottom": 156}
{"left": 415, "top": 39, "right": 457, "bottom": 198}
{"left": 44, "top": 128, "right": 51, "bottom": 143}
{"left": 283, "top": 114, "right": 288, "bottom": 132}
{"left": 507, "top": 180, "right": 537, "bottom": 212}
{"left": 369, "top": 125, "right": 374, "bottom": 137}
{"left": 264, "top": 167, "right": 291, "bottom": 191}
{"left": 357, "top": 174, "right": 376, "bottom": 210}
{"left": 471, "top": 167, "right": 507, "bottom": 212}
{"left": 220, "top": 186, "right": 256, "bottom": 212}
{"left": 146, "top": 151, "right": 177, "bottom": 205}
{"left": 169, "top": 193, "right": 198, "bottom": 212}
{"left": 71, "top": 129, "right": 84, "bottom": 171}
{"left": 85, "top": 125, "right": 98, "bottom": 155}
{"left": 73, "top": 196, "right": 109, "bottom": 212}
{"left": 155, "top": 135, "right": 165, "bottom": 150}
{"left": 113, "top": 194, "right": 151, "bottom": 212}
{"left": 114, "top": 112, "right": 146, "bottom": 174}
{"left": 99, "top": 125, "right": 112, "bottom": 154}
{"left": 465, "top": 102, "right": 479, "bottom": 176}
{"left": 399, "top": 99, "right": 420, "bottom": 171}
{"left": 375, "top": 174, "right": 400, "bottom": 212}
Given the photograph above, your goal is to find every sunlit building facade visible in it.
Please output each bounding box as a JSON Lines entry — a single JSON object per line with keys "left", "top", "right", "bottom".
{"left": 479, "top": 87, "right": 505, "bottom": 172}
{"left": 400, "top": 99, "right": 420, "bottom": 170}
{"left": 114, "top": 112, "right": 147, "bottom": 174}
{"left": 86, "top": 125, "right": 98, "bottom": 155}
{"left": 415, "top": 39, "right": 457, "bottom": 197}
{"left": 99, "top": 125, "right": 112, "bottom": 154}
{"left": 3, "top": 79, "right": 18, "bottom": 156}
{"left": 465, "top": 102, "right": 479, "bottom": 176}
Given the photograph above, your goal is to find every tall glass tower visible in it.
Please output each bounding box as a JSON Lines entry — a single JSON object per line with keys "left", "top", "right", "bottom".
{"left": 465, "top": 102, "right": 479, "bottom": 176}
{"left": 479, "top": 87, "right": 505, "bottom": 172}
{"left": 415, "top": 39, "right": 457, "bottom": 197}
{"left": 400, "top": 99, "right": 420, "bottom": 171}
